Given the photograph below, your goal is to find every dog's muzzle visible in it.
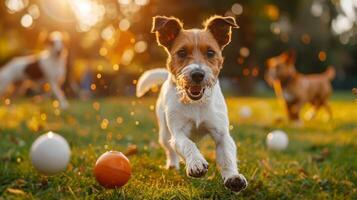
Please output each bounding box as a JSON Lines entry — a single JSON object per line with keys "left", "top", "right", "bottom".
{"left": 186, "top": 69, "right": 206, "bottom": 101}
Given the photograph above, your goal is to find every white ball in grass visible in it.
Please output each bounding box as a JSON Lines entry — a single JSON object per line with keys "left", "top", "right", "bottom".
{"left": 30, "top": 131, "right": 71, "bottom": 175}
{"left": 239, "top": 105, "right": 252, "bottom": 118}
{"left": 266, "top": 130, "right": 289, "bottom": 150}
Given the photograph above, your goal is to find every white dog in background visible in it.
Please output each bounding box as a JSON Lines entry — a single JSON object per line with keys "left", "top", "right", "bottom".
{"left": 136, "top": 15, "right": 247, "bottom": 192}
{"left": 0, "top": 31, "right": 69, "bottom": 109}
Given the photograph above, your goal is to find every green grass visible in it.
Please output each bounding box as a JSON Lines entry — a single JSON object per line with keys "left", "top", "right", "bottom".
{"left": 0, "top": 94, "right": 356, "bottom": 199}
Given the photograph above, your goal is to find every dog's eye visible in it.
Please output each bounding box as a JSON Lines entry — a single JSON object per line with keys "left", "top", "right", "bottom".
{"left": 206, "top": 49, "right": 215, "bottom": 58}
{"left": 177, "top": 49, "right": 187, "bottom": 59}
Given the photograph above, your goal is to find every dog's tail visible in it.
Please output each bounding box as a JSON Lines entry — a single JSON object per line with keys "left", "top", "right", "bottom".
{"left": 325, "top": 66, "right": 336, "bottom": 81}
{"left": 136, "top": 68, "right": 169, "bottom": 97}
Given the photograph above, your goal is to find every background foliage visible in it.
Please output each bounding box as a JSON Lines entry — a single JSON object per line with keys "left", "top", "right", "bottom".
{"left": 0, "top": 0, "right": 356, "bottom": 94}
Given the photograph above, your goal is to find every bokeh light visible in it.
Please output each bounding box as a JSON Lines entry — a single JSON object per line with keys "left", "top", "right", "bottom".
{"left": 113, "top": 64, "right": 120, "bottom": 71}
{"left": 119, "top": 19, "right": 131, "bottom": 31}
{"left": 318, "top": 51, "right": 327, "bottom": 62}
{"left": 5, "top": 0, "right": 28, "bottom": 13}
{"left": 69, "top": 0, "right": 106, "bottom": 32}
{"left": 331, "top": 0, "right": 357, "bottom": 44}
{"left": 270, "top": 16, "right": 291, "bottom": 35}
{"left": 239, "top": 47, "right": 250, "bottom": 58}
{"left": 265, "top": 4, "right": 279, "bottom": 21}
{"left": 231, "top": 3, "right": 243, "bottom": 15}
{"left": 121, "top": 49, "right": 134, "bottom": 65}
{"left": 28, "top": 4, "right": 40, "bottom": 19}
{"left": 135, "top": 0, "right": 149, "bottom": 6}
{"left": 134, "top": 41, "right": 147, "bottom": 53}
{"left": 118, "top": 0, "right": 131, "bottom": 5}
{"left": 310, "top": 1, "right": 323, "bottom": 17}
{"left": 21, "top": 14, "right": 33, "bottom": 28}
{"left": 270, "top": 23, "right": 280, "bottom": 34}
{"left": 332, "top": 15, "right": 353, "bottom": 35}
{"left": 99, "top": 47, "right": 108, "bottom": 56}
{"left": 101, "top": 25, "right": 115, "bottom": 41}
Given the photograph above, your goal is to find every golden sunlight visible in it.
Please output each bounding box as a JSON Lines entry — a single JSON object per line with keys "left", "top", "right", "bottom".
{"left": 68, "top": 0, "right": 105, "bottom": 32}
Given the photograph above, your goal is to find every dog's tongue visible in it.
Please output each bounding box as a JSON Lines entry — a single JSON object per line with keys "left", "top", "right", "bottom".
{"left": 189, "top": 86, "right": 202, "bottom": 95}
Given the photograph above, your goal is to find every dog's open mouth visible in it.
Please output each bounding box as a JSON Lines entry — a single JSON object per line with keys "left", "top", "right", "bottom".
{"left": 186, "top": 86, "right": 205, "bottom": 101}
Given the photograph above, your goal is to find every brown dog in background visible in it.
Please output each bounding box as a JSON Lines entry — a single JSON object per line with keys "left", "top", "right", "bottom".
{"left": 265, "top": 51, "right": 335, "bottom": 123}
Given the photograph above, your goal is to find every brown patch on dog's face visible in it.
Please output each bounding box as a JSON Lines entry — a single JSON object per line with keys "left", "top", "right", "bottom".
{"left": 152, "top": 16, "right": 238, "bottom": 101}
{"left": 265, "top": 51, "right": 297, "bottom": 84}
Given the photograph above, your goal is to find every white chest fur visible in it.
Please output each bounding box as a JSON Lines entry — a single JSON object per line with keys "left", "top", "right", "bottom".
{"left": 161, "top": 79, "right": 229, "bottom": 140}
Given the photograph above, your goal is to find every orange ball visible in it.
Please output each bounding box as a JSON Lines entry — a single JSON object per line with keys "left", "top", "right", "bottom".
{"left": 94, "top": 151, "right": 131, "bottom": 188}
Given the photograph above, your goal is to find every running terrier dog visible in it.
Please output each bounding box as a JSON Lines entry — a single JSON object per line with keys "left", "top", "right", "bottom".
{"left": 265, "top": 51, "right": 335, "bottom": 123}
{"left": 0, "top": 31, "right": 69, "bottom": 109}
{"left": 136, "top": 15, "right": 247, "bottom": 192}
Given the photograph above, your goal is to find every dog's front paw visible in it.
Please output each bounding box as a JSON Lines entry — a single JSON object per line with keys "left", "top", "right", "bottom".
{"left": 224, "top": 174, "right": 248, "bottom": 193}
{"left": 186, "top": 157, "right": 208, "bottom": 178}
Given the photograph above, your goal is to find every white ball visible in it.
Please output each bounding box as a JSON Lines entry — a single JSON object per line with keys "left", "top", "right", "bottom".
{"left": 266, "top": 130, "right": 289, "bottom": 150}
{"left": 239, "top": 106, "right": 252, "bottom": 118}
{"left": 30, "top": 131, "right": 71, "bottom": 175}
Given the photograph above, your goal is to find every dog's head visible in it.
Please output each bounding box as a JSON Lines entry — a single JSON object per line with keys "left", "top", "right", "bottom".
{"left": 152, "top": 15, "right": 238, "bottom": 102}
{"left": 265, "top": 50, "right": 297, "bottom": 86}
{"left": 47, "top": 31, "right": 67, "bottom": 55}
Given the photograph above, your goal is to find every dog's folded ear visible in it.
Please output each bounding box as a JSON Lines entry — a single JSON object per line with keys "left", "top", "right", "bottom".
{"left": 204, "top": 16, "right": 239, "bottom": 49}
{"left": 152, "top": 16, "right": 183, "bottom": 49}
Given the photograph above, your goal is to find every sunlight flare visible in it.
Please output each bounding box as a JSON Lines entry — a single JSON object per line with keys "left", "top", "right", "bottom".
{"left": 68, "top": 0, "right": 106, "bottom": 32}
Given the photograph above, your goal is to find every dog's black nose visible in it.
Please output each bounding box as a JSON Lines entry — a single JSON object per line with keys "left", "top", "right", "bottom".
{"left": 191, "top": 71, "right": 205, "bottom": 83}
